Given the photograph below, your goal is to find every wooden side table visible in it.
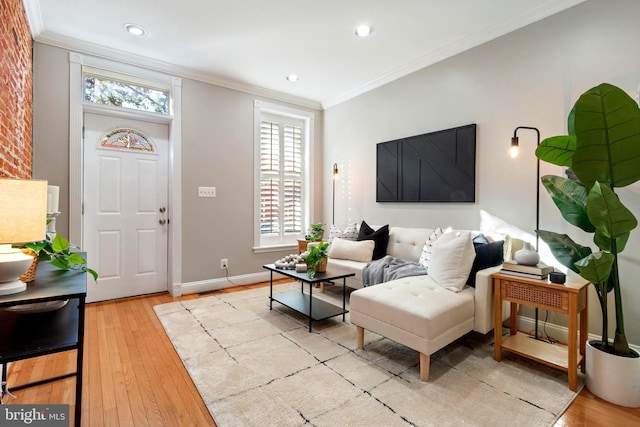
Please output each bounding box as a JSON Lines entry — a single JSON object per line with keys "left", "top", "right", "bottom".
{"left": 492, "top": 272, "right": 589, "bottom": 391}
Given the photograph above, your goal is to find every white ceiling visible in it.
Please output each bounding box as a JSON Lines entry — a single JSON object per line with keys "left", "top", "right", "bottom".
{"left": 24, "top": 0, "right": 586, "bottom": 109}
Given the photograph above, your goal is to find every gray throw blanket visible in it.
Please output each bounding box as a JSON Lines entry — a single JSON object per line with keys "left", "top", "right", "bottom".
{"left": 362, "top": 255, "right": 428, "bottom": 287}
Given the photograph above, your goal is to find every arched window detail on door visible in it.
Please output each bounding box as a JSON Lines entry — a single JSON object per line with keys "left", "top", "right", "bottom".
{"left": 99, "top": 128, "right": 156, "bottom": 154}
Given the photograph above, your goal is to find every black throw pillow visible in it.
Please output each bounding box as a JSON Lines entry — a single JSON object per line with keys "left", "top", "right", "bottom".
{"left": 466, "top": 240, "right": 504, "bottom": 287}
{"left": 357, "top": 221, "right": 389, "bottom": 260}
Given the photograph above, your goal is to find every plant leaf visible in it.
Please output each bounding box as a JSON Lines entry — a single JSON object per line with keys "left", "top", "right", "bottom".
{"left": 567, "top": 106, "right": 576, "bottom": 136}
{"left": 25, "top": 241, "right": 47, "bottom": 253}
{"left": 572, "top": 83, "right": 640, "bottom": 188}
{"left": 537, "top": 230, "right": 592, "bottom": 274}
{"left": 575, "top": 251, "right": 614, "bottom": 291}
{"left": 587, "top": 182, "right": 637, "bottom": 253}
{"left": 541, "top": 175, "right": 594, "bottom": 232}
{"left": 68, "top": 253, "right": 87, "bottom": 265}
{"left": 50, "top": 257, "right": 70, "bottom": 270}
{"left": 85, "top": 267, "right": 99, "bottom": 281}
{"left": 51, "top": 234, "right": 71, "bottom": 253}
{"left": 536, "top": 135, "right": 576, "bottom": 167}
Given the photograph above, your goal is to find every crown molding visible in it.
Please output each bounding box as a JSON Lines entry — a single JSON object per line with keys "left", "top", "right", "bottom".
{"left": 32, "top": 31, "right": 323, "bottom": 111}
{"left": 22, "top": 0, "right": 44, "bottom": 36}
{"left": 322, "top": 0, "right": 587, "bottom": 108}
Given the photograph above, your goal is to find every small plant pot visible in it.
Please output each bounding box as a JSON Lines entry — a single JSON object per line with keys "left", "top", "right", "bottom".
{"left": 297, "top": 240, "right": 309, "bottom": 254}
{"left": 19, "top": 248, "right": 39, "bottom": 283}
{"left": 316, "top": 258, "right": 327, "bottom": 273}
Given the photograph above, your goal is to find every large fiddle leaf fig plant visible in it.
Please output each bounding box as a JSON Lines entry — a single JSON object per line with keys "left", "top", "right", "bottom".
{"left": 535, "top": 83, "right": 640, "bottom": 357}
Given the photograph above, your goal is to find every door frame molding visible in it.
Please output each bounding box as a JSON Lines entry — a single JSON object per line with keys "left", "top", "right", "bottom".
{"left": 69, "top": 52, "right": 183, "bottom": 296}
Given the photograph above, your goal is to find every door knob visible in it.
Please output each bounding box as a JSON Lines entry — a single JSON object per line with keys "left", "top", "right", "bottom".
{"left": 159, "top": 219, "right": 166, "bottom": 225}
{"left": 159, "top": 207, "right": 166, "bottom": 213}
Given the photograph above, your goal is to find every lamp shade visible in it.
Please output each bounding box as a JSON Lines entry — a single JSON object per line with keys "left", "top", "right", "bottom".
{"left": 0, "top": 179, "right": 48, "bottom": 244}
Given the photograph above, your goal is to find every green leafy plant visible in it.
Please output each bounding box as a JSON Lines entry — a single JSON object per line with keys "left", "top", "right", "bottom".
{"left": 304, "top": 223, "right": 325, "bottom": 242}
{"left": 303, "top": 241, "right": 329, "bottom": 279}
{"left": 535, "top": 83, "right": 640, "bottom": 357}
{"left": 25, "top": 233, "right": 99, "bottom": 281}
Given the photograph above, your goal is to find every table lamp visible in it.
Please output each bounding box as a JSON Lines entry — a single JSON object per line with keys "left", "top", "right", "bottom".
{"left": 0, "top": 178, "right": 48, "bottom": 295}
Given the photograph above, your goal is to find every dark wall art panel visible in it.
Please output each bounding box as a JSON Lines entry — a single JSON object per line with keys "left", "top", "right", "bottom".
{"left": 376, "top": 124, "right": 476, "bottom": 203}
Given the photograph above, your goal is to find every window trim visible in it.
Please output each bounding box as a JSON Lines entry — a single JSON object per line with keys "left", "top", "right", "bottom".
{"left": 253, "top": 100, "right": 315, "bottom": 252}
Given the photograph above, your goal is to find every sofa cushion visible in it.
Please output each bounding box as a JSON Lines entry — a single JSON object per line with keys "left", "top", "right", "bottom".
{"left": 350, "top": 275, "right": 475, "bottom": 343}
{"left": 428, "top": 231, "right": 476, "bottom": 292}
{"left": 328, "top": 222, "right": 359, "bottom": 243}
{"left": 326, "top": 258, "right": 366, "bottom": 283}
{"left": 358, "top": 221, "right": 389, "bottom": 260}
{"left": 388, "top": 227, "right": 433, "bottom": 262}
{"left": 467, "top": 239, "right": 504, "bottom": 287}
{"left": 472, "top": 233, "right": 490, "bottom": 245}
{"left": 328, "top": 238, "right": 374, "bottom": 262}
{"left": 418, "top": 226, "right": 451, "bottom": 269}
{"left": 483, "top": 232, "right": 514, "bottom": 262}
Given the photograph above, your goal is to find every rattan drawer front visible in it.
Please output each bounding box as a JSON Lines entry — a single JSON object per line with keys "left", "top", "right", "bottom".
{"left": 502, "top": 280, "right": 568, "bottom": 312}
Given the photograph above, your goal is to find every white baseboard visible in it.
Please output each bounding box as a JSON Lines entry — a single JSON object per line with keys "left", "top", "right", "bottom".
{"left": 174, "top": 271, "right": 272, "bottom": 296}
{"left": 517, "top": 314, "right": 640, "bottom": 352}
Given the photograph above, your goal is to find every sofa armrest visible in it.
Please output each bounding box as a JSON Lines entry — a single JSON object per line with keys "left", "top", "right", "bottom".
{"left": 472, "top": 265, "right": 509, "bottom": 334}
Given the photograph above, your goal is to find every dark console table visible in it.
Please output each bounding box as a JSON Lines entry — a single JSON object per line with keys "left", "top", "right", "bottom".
{"left": 0, "top": 259, "right": 87, "bottom": 427}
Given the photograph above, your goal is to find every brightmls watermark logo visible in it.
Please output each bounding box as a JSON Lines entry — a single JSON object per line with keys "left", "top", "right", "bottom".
{"left": 1, "top": 405, "right": 68, "bottom": 426}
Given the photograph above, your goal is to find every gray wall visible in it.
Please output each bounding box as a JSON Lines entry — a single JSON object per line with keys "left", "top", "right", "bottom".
{"left": 323, "top": 0, "right": 640, "bottom": 345}
{"left": 180, "top": 80, "right": 324, "bottom": 282}
{"left": 31, "top": 43, "right": 324, "bottom": 284}
{"left": 32, "top": 43, "right": 71, "bottom": 238}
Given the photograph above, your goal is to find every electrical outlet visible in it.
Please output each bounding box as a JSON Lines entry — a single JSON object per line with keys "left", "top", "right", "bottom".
{"left": 198, "top": 186, "right": 216, "bottom": 198}
{"left": 221, "top": 258, "right": 228, "bottom": 269}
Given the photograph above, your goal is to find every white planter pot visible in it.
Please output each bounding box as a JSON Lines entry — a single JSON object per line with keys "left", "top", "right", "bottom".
{"left": 586, "top": 340, "right": 640, "bottom": 408}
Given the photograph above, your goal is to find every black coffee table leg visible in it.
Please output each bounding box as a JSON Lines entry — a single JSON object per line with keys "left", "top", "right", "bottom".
{"left": 308, "top": 281, "right": 313, "bottom": 332}
{"left": 269, "top": 271, "right": 273, "bottom": 310}
{"left": 342, "top": 277, "right": 347, "bottom": 322}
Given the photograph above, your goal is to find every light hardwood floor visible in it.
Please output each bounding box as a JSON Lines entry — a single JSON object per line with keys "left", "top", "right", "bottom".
{"left": 3, "top": 282, "right": 640, "bottom": 426}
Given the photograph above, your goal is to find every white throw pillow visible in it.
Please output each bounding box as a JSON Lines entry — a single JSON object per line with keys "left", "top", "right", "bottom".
{"left": 328, "top": 238, "right": 375, "bottom": 262}
{"left": 328, "top": 222, "right": 359, "bottom": 244}
{"left": 428, "top": 231, "right": 476, "bottom": 292}
{"left": 418, "top": 226, "right": 452, "bottom": 268}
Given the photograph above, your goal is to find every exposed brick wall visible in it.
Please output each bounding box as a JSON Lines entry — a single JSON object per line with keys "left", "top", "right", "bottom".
{"left": 0, "top": 0, "right": 32, "bottom": 178}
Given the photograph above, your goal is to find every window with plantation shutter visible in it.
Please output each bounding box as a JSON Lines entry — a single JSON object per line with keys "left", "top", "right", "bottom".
{"left": 255, "top": 102, "right": 314, "bottom": 249}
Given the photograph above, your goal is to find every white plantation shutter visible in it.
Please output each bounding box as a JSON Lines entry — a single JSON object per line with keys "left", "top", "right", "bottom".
{"left": 259, "top": 116, "right": 304, "bottom": 244}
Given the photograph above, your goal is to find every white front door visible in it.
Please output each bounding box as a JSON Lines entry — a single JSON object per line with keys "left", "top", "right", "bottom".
{"left": 83, "top": 112, "right": 169, "bottom": 302}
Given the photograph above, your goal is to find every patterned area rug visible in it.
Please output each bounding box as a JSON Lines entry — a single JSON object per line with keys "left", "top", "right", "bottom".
{"left": 154, "top": 283, "right": 582, "bottom": 427}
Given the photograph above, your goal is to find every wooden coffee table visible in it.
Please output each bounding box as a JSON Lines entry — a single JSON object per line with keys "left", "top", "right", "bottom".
{"left": 263, "top": 264, "right": 354, "bottom": 332}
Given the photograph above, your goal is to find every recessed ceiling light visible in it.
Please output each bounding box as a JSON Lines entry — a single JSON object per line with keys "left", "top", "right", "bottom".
{"left": 355, "top": 24, "right": 373, "bottom": 37}
{"left": 286, "top": 74, "right": 299, "bottom": 82}
{"left": 124, "top": 23, "right": 147, "bottom": 36}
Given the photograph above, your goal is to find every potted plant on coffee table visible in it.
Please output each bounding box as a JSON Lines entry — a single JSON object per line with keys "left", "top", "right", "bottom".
{"left": 303, "top": 241, "right": 329, "bottom": 279}
{"left": 535, "top": 83, "right": 640, "bottom": 407}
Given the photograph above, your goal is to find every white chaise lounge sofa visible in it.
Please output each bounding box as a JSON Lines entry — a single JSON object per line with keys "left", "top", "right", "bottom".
{"left": 326, "top": 225, "right": 520, "bottom": 381}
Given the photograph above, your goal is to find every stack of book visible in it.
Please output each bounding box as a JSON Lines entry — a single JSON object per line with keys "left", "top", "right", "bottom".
{"left": 500, "top": 260, "right": 554, "bottom": 280}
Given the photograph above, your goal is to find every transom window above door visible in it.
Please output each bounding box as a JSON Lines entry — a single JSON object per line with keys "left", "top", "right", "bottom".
{"left": 83, "top": 69, "right": 170, "bottom": 115}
